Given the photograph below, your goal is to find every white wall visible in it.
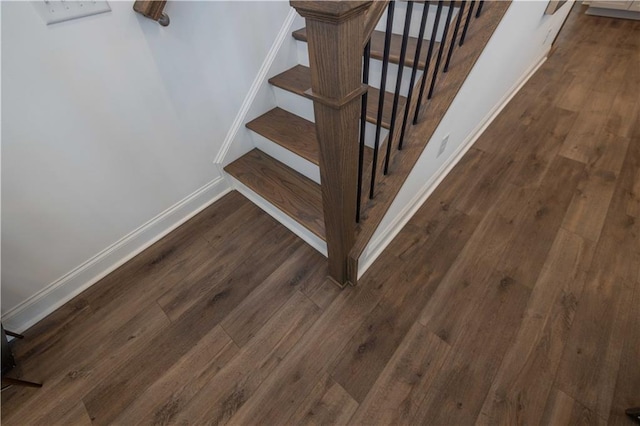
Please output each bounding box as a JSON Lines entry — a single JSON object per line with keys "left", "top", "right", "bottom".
{"left": 361, "top": 1, "right": 574, "bottom": 274}
{"left": 1, "top": 1, "right": 291, "bottom": 328}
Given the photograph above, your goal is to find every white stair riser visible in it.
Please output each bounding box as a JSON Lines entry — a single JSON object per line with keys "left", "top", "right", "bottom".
{"left": 375, "top": 3, "right": 457, "bottom": 42}
{"left": 369, "top": 59, "right": 423, "bottom": 98}
{"left": 273, "top": 87, "right": 390, "bottom": 149}
{"left": 250, "top": 131, "right": 321, "bottom": 184}
{"left": 249, "top": 129, "right": 391, "bottom": 192}
{"left": 297, "top": 41, "right": 423, "bottom": 97}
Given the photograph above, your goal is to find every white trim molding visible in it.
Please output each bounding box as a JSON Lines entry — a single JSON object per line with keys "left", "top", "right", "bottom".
{"left": 2, "top": 176, "right": 231, "bottom": 333}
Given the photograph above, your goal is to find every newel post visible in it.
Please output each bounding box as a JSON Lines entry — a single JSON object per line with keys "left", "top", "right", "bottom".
{"left": 289, "top": 1, "right": 371, "bottom": 286}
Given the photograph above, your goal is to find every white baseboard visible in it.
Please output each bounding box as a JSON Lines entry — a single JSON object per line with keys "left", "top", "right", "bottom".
{"left": 1, "top": 175, "right": 231, "bottom": 333}
{"left": 229, "top": 177, "right": 328, "bottom": 258}
{"left": 358, "top": 53, "right": 549, "bottom": 279}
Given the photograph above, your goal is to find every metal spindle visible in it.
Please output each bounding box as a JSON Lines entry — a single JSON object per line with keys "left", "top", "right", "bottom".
{"left": 370, "top": 1, "right": 395, "bottom": 199}
{"left": 476, "top": 0, "right": 484, "bottom": 17}
{"left": 444, "top": 1, "right": 466, "bottom": 72}
{"left": 459, "top": 1, "right": 476, "bottom": 46}
{"left": 398, "top": 0, "right": 431, "bottom": 150}
{"left": 427, "top": 3, "right": 455, "bottom": 100}
{"left": 356, "top": 42, "right": 371, "bottom": 223}
{"left": 383, "top": 1, "right": 414, "bottom": 175}
{"left": 413, "top": 1, "right": 443, "bottom": 124}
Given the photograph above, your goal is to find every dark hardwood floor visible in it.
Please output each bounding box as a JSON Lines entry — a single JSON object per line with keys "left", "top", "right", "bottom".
{"left": 2, "top": 5, "right": 639, "bottom": 425}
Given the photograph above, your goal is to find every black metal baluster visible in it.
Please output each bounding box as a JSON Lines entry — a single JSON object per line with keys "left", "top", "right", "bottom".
{"left": 476, "top": 0, "right": 484, "bottom": 17}
{"left": 398, "top": 1, "right": 431, "bottom": 150}
{"left": 383, "top": 1, "right": 413, "bottom": 175}
{"left": 413, "top": 0, "right": 443, "bottom": 124}
{"left": 459, "top": 1, "right": 476, "bottom": 46}
{"left": 356, "top": 41, "right": 371, "bottom": 223}
{"left": 443, "top": 1, "right": 465, "bottom": 72}
{"left": 370, "top": 1, "right": 395, "bottom": 199}
{"left": 427, "top": 3, "right": 454, "bottom": 100}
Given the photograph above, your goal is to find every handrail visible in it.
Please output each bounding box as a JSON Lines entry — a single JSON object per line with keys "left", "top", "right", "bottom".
{"left": 363, "top": 1, "right": 390, "bottom": 47}
{"left": 133, "top": 0, "right": 170, "bottom": 26}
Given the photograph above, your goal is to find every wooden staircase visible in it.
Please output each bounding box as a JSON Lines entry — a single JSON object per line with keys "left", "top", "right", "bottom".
{"left": 226, "top": 0, "right": 510, "bottom": 286}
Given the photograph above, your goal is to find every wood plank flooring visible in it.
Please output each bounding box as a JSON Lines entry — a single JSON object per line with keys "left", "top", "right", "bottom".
{"left": 2, "top": 5, "right": 639, "bottom": 425}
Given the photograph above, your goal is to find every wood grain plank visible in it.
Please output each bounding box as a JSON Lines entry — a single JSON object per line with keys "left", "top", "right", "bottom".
{"left": 155, "top": 211, "right": 292, "bottom": 321}
{"left": 419, "top": 183, "right": 537, "bottom": 345}
{"left": 477, "top": 229, "right": 594, "bottom": 425}
{"left": 111, "top": 326, "right": 238, "bottom": 425}
{"left": 224, "top": 250, "right": 400, "bottom": 425}
{"left": 247, "top": 107, "right": 320, "bottom": 165}
{"left": 331, "top": 210, "right": 479, "bottom": 403}
{"left": 169, "top": 291, "right": 321, "bottom": 425}
{"left": 541, "top": 388, "right": 607, "bottom": 426}
{"left": 2, "top": 303, "right": 171, "bottom": 426}
{"left": 288, "top": 375, "right": 360, "bottom": 426}
{"left": 410, "top": 268, "right": 532, "bottom": 425}
{"left": 493, "top": 156, "right": 585, "bottom": 290}
{"left": 562, "top": 168, "right": 619, "bottom": 242}
{"left": 349, "top": 322, "right": 450, "bottom": 425}
{"left": 220, "top": 244, "right": 326, "bottom": 347}
{"left": 554, "top": 130, "right": 639, "bottom": 421}
{"left": 82, "top": 230, "right": 302, "bottom": 425}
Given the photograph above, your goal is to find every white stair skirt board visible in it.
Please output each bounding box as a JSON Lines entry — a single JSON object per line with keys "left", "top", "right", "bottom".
{"left": 229, "top": 177, "right": 328, "bottom": 258}
{"left": 357, "top": 54, "right": 549, "bottom": 280}
{"left": 251, "top": 131, "right": 322, "bottom": 184}
{"left": 273, "top": 87, "right": 391, "bottom": 149}
{"left": 1, "top": 174, "right": 232, "bottom": 333}
{"left": 296, "top": 41, "right": 421, "bottom": 97}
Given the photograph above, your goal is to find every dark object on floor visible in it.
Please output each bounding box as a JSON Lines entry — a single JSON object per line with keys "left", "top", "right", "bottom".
{"left": 627, "top": 407, "right": 640, "bottom": 424}
{"left": 1, "top": 325, "right": 42, "bottom": 390}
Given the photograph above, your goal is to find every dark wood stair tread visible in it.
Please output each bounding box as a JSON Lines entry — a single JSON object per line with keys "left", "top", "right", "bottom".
{"left": 269, "top": 65, "right": 405, "bottom": 130}
{"left": 246, "top": 107, "right": 319, "bottom": 165}
{"left": 292, "top": 28, "right": 438, "bottom": 70}
{"left": 225, "top": 149, "right": 325, "bottom": 240}
{"left": 246, "top": 104, "right": 375, "bottom": 171}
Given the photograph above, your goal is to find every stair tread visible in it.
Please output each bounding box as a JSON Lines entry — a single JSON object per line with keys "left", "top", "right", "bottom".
{"left": 247, "top": 107, "right": 319, "bottom": 165}
{"left": 269, "top": 65, "right": 405, "bottom": 130}
{"left": 292, "top": 28, "right": 438, "bottom": 70}
{"left": 246, "top": 105, "right": 375, "bottom": 172}
{"left": 225, "top": 149, "right": 326, "bottom": 240}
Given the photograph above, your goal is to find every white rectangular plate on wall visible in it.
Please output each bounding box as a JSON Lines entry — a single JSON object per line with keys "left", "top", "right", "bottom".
{"left": 34, "top": 1, "right": 111, "bottom": 25}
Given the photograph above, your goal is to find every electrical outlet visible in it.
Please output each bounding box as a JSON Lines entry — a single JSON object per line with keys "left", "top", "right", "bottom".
{"left": 438, "top": 134, "right": 449, "bottom": 158}
{"left": 34, "top": 1, "right": 111, "bottom": 25}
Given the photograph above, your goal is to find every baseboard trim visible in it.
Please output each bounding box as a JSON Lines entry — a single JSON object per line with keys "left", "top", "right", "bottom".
{"left": 1, "top": 176, "right": 231, "bottom": 333}
{"left": 229, "top": 176, "right": 328, "bottom": 257}
{"left": 214, "top": 8, "right": 298, "bottom": 165}
{"left": 358, "top": 53, "right": 549, "bottom": 279}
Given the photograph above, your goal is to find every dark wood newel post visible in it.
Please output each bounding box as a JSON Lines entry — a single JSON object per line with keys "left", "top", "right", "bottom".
{"left": 289, "top": 0, "right": 371, "bottom": 286}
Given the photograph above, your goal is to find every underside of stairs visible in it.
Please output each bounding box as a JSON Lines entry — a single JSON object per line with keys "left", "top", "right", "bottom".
{"left": 225, "top": 1, "right": 511, "bottom": 285}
